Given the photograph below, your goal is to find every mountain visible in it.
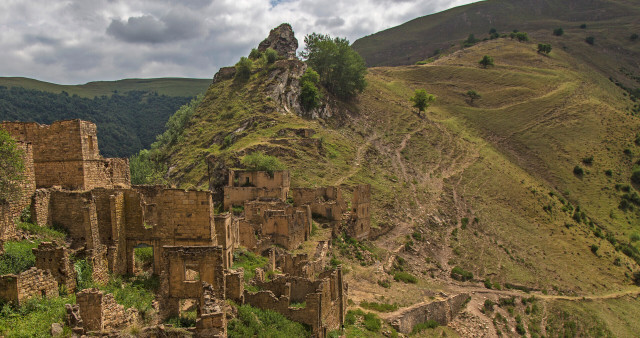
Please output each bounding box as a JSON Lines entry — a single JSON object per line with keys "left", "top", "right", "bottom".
{"left": 0, "top": 77, "right": 211, "bottom": 157}
{"left": 352, "top": 0, "right": 640, "bottom": 90}
{"left": 156, "top": 27, "right": 640, "bottom": 336}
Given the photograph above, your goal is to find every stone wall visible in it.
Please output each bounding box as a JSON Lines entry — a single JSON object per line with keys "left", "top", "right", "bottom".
{"left": 387, "top": 293, "right": 470, "bottom": 334}
{"left": 0, "top": 268, "right": 58, "bottom": 305}
{"left": 223, "top": 187, "right": 287, "bottom": 210}
{"left": 291, "top": 186, "right": 345, "bottom": 221}
{"left": 48, "top": 190, "right": 99, "bottom": 249}
{"left": 77, "top": 288, "right": 135, "bottom": 332}
{"left": 0, "top": 141, "right": 35, "bottom": 242}
{"left": 0, "top": 120, "right": 130, "bottom": 190}
{"left": 347, "top": 184, "right": 371, "bottom": 240}
{"left": 214, "top": 213, "right": 233, "bottom": 269}
{"left": 33, "top": 242, "right": 76, "bottom": 291}
{"left": 30, "top": 188, "right": 51, "bottom": 227}
{"left": 223, "top": 170, "right": 290, "bottom": 210}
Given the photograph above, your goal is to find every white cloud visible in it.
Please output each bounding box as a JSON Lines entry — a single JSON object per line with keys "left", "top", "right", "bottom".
{"left": 0, "top": 0, "right": 477, "bottom": 84}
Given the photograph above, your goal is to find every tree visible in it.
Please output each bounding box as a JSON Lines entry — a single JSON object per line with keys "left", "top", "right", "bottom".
{"left": 630, "top": 33, "right": 638, "bottom": 41}
{"left": 129, "top": 149, "right": 166, "bottom": 185}
{"left": 510, "top": 32, "right": 529, "bottom": 42}
{"left": 0, "top": 129, "right": 25, "bottom": 204}
{"left": 235, "top": 57, "right": 253, "bottom": 81}
{"left": 299, "top": 68, "right": 322, "bottom": 111}
{"left": 300, "top": 33, "right": 367, "bottom": 100}
{"left": 585, "top": 36, "right": 595, "bottom": 45}
{"left": 264, "top": 48, "right": 278, "bottom": 64}
{"left": 248, "top": 48, "right": 262, "bottom": 60}
{"left": 553, "top": 28, "right": 564, "bottom": 36}
{"left": 537, "top": 43, "right": 552, "bottom": 55}
{"left": 466, "top": 90, "right": 481, "bottom": 105}
{"left": 580, "top": 24, "right": 587, "bottom": 29}
{"left": 489, "top": 28, "right": 497, "bottom": 34}
{"left": 478, "top": 55, "right": 494, "bottom": 68}
{"left": 410, "top": 89, "right": 435, "bottom": 114}
{"left": 462, "top": 34, "right": 478, "bottom": 47}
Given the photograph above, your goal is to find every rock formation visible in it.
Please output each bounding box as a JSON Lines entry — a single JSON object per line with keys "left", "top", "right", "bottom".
{"left": 258, "top": 23, "right": 298, "bottom": 58}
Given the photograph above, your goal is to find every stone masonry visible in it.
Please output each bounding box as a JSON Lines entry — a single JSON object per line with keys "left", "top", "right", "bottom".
{"left": 0, "top": 267, "right": 58, "bottom": 305}
{"left": 76, "top": 288, "right": 137, "bottom": 332}
{"left": 33, "top": 241, "right": 77, "bottom": 291}
{"left": 0, "top": 141, "right": 35, "bottom": 242}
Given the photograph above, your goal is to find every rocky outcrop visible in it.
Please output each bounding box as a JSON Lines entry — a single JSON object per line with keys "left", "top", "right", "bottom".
{"left": 258, "top": 23, "right": 298, "bottom": 58}
{"left": 213, "top": 66, "right": 236, "bottom": 83}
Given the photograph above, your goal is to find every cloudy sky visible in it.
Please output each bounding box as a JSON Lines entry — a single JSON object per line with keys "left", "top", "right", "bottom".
{"left": 0, "top": 0, "right": 477, "bottom": 84}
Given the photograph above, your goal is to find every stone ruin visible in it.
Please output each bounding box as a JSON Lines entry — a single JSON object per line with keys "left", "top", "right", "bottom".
{"left": 0, "top": 119, "right": 367, "bottom": 337}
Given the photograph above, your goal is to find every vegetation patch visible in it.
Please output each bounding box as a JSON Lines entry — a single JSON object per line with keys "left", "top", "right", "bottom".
{"left": 0, "top": 240, "right": 39, "bottom": 275}
{"left": 360, "top": 301, "right": 398, "bottom": 312}
{"left": 232, "top": 249, "right": 269, "bottom": 281}
{"left": 450, "top": 266, "right": 473, "bottom": 282}
{"left": 0, "top": 295, "right": 74, "bottom": 337}
{"left": 412, "top": 320, "right": 439, "bottom": 334}
{"left": 228, "top": 304, "right": 310, "bottom": 337}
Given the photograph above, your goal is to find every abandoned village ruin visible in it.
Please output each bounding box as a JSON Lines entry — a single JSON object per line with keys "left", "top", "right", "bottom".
{"left": 0, "top": 24, "right": 469, "bottom": 337}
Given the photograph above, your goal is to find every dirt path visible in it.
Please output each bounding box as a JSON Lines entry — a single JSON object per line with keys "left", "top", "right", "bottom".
{"left": 334, "top": 133, "right": 378, "bottom": 186}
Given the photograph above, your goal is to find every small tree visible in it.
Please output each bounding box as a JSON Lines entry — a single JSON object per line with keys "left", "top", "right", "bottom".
{"left": 585, "top": 36, "right": 595, "bottom": 45}
{"left": 553, "top": 28, "right": 564, "bottom": 36}
{"left": 299, "top": 68, "right": 322, "bottom": 111}
{"left": 0, "top": 129, "right": 25, "bottom": 204}
{"left": 248, "top": 48, "right": 262, "bottom": 60}
{"left": 630, "top": 33, "right": 638, "bottom": 41}
{"left": 264, "top": 48, "right": 278, "bottom": 64}
{"left": 462, "top": 34, "right": 478, "bottom": 47}
{"left": 479, "top": 55, "right": 494, "bottom": 68}
{"left": 242, "top": 152, "right": 285, "bottom": 173}
{"left": 580, "top": 24, "right": 587, "bottom": 29}
{"left": 537, "top": 43, "right": 552, "bottom": 55}
{"left": 466, "top": 90, "right": 481, "bottom": 105}
{"left": 489, "top": 28, "right": 497, "bottom": 34}
{"left": 410, "top": 89, "right": 435, "bottom": 114}
{"left": 235, "top": 57, "right": 253, "bottom": 81}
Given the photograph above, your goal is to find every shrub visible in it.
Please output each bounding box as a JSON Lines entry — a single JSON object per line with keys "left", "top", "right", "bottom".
{"left": 573, "top": 165, "right": 584, "bottom": 176}
{"left": 537, "top": 43, "right": 552, "bottom": 54}
{"left": 75, "top": 259, "right": 94, "bottom": 290}
{"left": 630, "top": 232, "right": 640, "bottom": 242}
{"left": 300, "top": 78, "right": 322, "bottom": 111}
{"left": 242, "top": 151, "right": 285, "bottom": 173}
{"left": 633, "top": 271, "right": 640, "bottom": 286}
{"left": 393, "top": 271, "right": 418, "bottom": 284}
{"left": 264, "top": 48, "right": 278, "bottom": 64}
{"left": 466, "top": 90, "right": 481, "bottom": 104}
{"left": 410, "top": 89, "right": 436, "bottom": 113}
{"left": 586, "top": 36, "right": 595, "bottom": 45}
{"left": 411, "top": 320, "right": 439, "bottom": 334}
{"left": 605, "top": 169, "right": 613, "bottom": 177}
{"left": 580, "top": 24, "right": 587, "bottom": 29}
{"left": 484, "top": 299, "right": 495, "bottom": 311}
{"left": 232, "top": 249, "right": 269, "bottom": 281}
{"left": 0, "top": 295, "right": 75, "bottom": 337}
{"left": 631, "top": 170, "right": 640, "bottom": 185}
{"left": 590, "top": 244, "right": 599, "bottom": 254}
{"left": 130, "top": 149, "right": 167, "bottom": 185}
{"left": 363, "top": 312, "right": 381, "bottom": 332}
{"left": 462, "top": 34, "right": 478, "bottom": 47}
{"left": 479, "top": 55, "right": 494, "bottom": 68}
{"left": 0, "top": 129, "right": 25, "bottom": 204}
{"left": 461, "top": 217, "right": 469, "bottom": 229}
{"left": 553, "top": 28, "right": 564, "bottom": 36}
{"left": 360, "top": 301, "right": 398, "bottom": 312}
{"left": 234, "top": 56, "right": 253, "bottom": 81}
{"left": 17, "top": 222, "right": 66, "bottom": 242}
{"left": 248, "top": 48, "right": 262, "bottom": 59}
{"left": 484, "top": 278, "right": 493, "bottom": 289}
{"left": 631, "top": 33, "right": 639, "bottom": 41}
{"left": 510, "top": 32, "right": 529, "bottom": 42}
{"left": 451, "top": 266, "right": 473, "bottom": 281}
{"left": 228, "top": 304, "right": 310, "bottom": 337}
{"left": 0, "top": 240, "right": 39, "bottom": 275}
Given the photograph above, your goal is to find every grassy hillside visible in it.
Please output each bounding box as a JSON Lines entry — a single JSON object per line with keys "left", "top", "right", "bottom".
{"left": 352, "top": 0, "right": 640, "bottom": 91}
{"left": 0, "top": 77, "right": 210, "bottom": 98}
{"left": 160, "top": 35, "right": 640, "bottom": 335}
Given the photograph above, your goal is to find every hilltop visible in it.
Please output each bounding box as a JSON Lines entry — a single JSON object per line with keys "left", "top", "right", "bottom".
{"left": 155, "top": 26, "right": 640, "bottom": 336}
{"left": 352, "top": 0, "right": 640, "bottom": 91}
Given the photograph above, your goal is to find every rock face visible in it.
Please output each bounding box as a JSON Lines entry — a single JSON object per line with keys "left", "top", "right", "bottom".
{"left": 258, "top": 23, "right": 298, "bottom": 58}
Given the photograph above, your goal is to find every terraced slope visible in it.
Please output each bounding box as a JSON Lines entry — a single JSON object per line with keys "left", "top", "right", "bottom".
{"left": 163, "top": 37, "right": 640, "bottom": 335}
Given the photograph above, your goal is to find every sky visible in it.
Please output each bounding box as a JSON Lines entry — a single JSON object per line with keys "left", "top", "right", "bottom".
{"left": 0, "top": 0, "right": 477, "bottom": 84}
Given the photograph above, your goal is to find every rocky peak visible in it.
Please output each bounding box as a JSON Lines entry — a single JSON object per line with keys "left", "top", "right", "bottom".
{"left": 258, "top": 23, "right": 298, "bottom": 59}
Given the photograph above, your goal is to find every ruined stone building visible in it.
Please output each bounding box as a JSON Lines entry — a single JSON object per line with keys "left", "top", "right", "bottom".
{"left": 0, "top": 141, "right": 35, "bottom": 242}
{"left": 0, "top": 267, "right": 58, "bottom": 305}
{"left": 223, "top": 170, "right": 290, "bottom": 210}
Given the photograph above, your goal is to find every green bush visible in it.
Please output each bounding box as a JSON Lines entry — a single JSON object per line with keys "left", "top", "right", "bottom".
{"left": 151, "top": 94, "right": 204, "bottom": 152}
{"left": 0, "top": 129, "right": 25, "bottom": 204}
{"left": 0, "top": 240, "right": 39, "bottom": 275}
{"left": 17, "top": 222, "right": 66, "bottom": 242}
{"left": 234, "top": 57, "right": 253, "bottom": 81}
{"left": 478, "top": 55, "right": 494, "bottom": 68}
{"left": 232, "top": 249, "right": 269, "bottom": 281}
{"left": 411, "top": 320, "right": 439, "bottom": 334}
{"left": 553, "top": 28, "right": 564, "bottom": 36}
{"left": 363, "top": 312, "right": 381, "bottom": 332}
{"left": 573, "top": 165, "right": 584, "bottom": 176}
{"left": 451, "top": 266, "right": 473, "bottom": 281}
{"left": 300, "top": 80, "right": 322, "bottom": 111}
{"left": 241, "top": 151, "right": 285, "bottom": 173}
{"left": 228, "top": 304, "right": 310, "bottom": 337}
{"left": 74, "top": 259, "right": 94, "bottom": 290}
{"left": 630, "top": 232, "right": 640, "bottom": 242}
{"left": 248, "top": 48, "right": 262, "bottom": 60}
{"left": 101, "top": 274, "right": 158, "bottom": 317}
{"left": 0, "top": 295, "right": 74, "bottom": 337}
{"left": 393, "top": 271, "right": 418, "bottom": 284}
{"left": 264, "top": 48, "right": 278, "bottom": 64}
{"left": 130, "top": 149, "right": 167, "bottom": 185}
{"left": 631, "top": 170, "right": 640, "bottom": 185}
{"left": 484, "top": 299, "right": 495, "bottom": 311}
{"left": 134, "top": 246, "right": 154, "bottom": 268}
{"left": 586, "top": 36, "right": 595, "bottom": 45}
{"left": 590, "top": 244, "right": 599, "bottom": 254}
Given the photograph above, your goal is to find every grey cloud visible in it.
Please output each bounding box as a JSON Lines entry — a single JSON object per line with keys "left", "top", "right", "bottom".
{"left": 107, "top": 11, "right": 204, "bottom": 43}
{"left": 23, "top": 34, "right": 61, "bottom": 46}
{"left": 315, "top": 17, "right": 345, "bottom": 28}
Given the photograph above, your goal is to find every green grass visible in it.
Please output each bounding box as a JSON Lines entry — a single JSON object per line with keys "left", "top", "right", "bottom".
{"left": 0, "top": 295, "right": 74, "bottom": 337}
{"left": 411, "top": 320, "right": 439, "bottom": 334}
{"left": 228, "top": 304, "right": 310, "bottom": 338}
{"left": 0, "top": 240, "right": 40, "bottom": 275}
{"left": 360, "top": 301, "right": 398, "bottom": 312}
{"left": 100, "top": 274, "right": 158, "bottom": 318}
{"left": 17, "top": 222, "right": 67, "bottom": 242}
{"left": 232, "top": 249, "right": 269, "bottom": 282}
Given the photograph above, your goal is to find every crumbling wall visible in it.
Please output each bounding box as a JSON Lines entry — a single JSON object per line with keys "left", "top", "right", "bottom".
{"left": 0, "top": 141, "right": 35, "bottom": 241}
{"left": 223, "top": 170, "right": 290, "bottom": 210}
{"left": 347, "top": 184, "right": 371, "bottom": 240}
{"left": 77, "top": 288, "right": 136, "bottom": 332}
{"left": 0, "top": 120, "right": 130, "bottom": 190}
{"left": 49, "top": 191, "right": 99, "bottom": 249}
{"left": 33, "top": 242, "right": 76, "bottom": 291}
{"left": 291, "top": 186, "right": 345, "bottom": 221}
{"left": 30, "top": 189, "right": 51, "bottom": 227}
{"left": 279, "top": 241, "right": 329, "bottom": 278}
{"left": 223, "top": 187, "right": 287, "bottom": 210}
{"left": 214, "top": 213, "right": 234, "bottom": 269}
{"left": 0, "top": 268, "right": 58, "bottom": 305}
{"left": 387, "top": 293, "right": 470, "bottom": 334}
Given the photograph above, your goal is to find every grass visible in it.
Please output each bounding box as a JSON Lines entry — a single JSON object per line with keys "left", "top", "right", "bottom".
{"left": 232, "top": 249, "right": 269, "bottom": 282}
{"left": 0, "top": 240, "right": 40, "bottom": 275}
{"left": 17, "top": 222, "right": 67, "bottom": 242}
{"left": 360, "top": 301, "right": 398, "bottom": 312}
{"left": 411, "top": 320, "right": 439, "bottom": 334}
{"left": 228, "top": 304, "right": 310, "bottom": 338}
{"left": 0, "top": 295, "right": 74, "bottom": 337}
{"left": 100, "top": 274, "right": 158, "bottom": 319}
{"left": 393, "top": 271, "right": 418, "bottom": 284}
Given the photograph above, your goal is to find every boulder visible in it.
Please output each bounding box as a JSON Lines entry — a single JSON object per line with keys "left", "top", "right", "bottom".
{"left": 50, "top": 323, "right": 63, "bottom": 337}
{"left": 258, "top": 23, "right": 298, "bottom": 58}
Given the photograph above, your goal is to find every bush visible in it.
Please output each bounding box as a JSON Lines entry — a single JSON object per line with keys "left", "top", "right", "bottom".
{"left": 264, "top": 48, "right": 278, "bottom": 64}
{"left": 410, "top": 89, "right": 436, "bottom": 113}
{"left": 0, "top": 240, "right": 39, "bottom": 275}
{"left": 484, "top": 278, "right": 493, "bottom": 289}
{"left": 363, "top": 312, "right": 381, "bottom": 332}
{"left": 573, "top": 165, "right": 584, "bottom": 176}
{"left": 580, "top": 24, "right": 587, "bottom": 29}
{"left": 553, "top": 28, "right": 564, "bottom": 36}
{"left": 605, "top": 169, "right": 613, "bottom": 177}
{"left": 479, "top": 55, "right": 494, "bottom": 68}
{"left": 241, "top": 151, "right": 285, "bottom": 173}
{"left": 300, "top": 74, "right": 322, "bottom": 111}
{"left": 412, "top": 320, "right": 439, "bottom": 334}
{"left": 631, "top": 170, "right": 640, "bottom": 185}
{"left": 232, "top": 249, "right": 269, "bottom": 281}
{"left": 462, "top": 34, "right": 478, "bottom": 47}
{"left": 537, "top": 43, "right": 552, "bottom": 54}
{"left": 101, "top": 274, "right": 158, "bottom": 316}
{"left": 0, "top": 129, "right": 25, "bottom": 204}
{"left": 75, "top": 259, "right": 94, "bottom": 290}
{"left": 393, "top": 271, "right": 418, "bottom": 284}
{"left": 0, "top": 295, "right": 75, "bottom": 337}
{"left": 586, "top": 36, "right": 595, "bottom": 45}
{"left": 248, "top": 48, "right": 262, "bottom": 59}
{"left": 228, "top": 304, "right": 310, "bottom": 337}
{"left": 631, "top": 33, "right": 639, "bottom": 41}
{"left": 590, "top": 244, "right": 599, "bottom": 254}
{"left": 17, "top": 222, "right": 66, "bottom": 242}
{"left": 510, "top": 32, "right": 529, "bottom": 41}
{"left": 451, "top": 266, "right": 473, "bottom": 281}
{"left": 360, "top": 301, "right": 398, "bottom": 312}
{"left": 484, "top": 299, "right": 495, "bottom": 311}
{"left": 234, "top": 57, "right": 253, "bottom": 81}
{"left": 130, "top": 149, "right": 167, "bottom": 185}
{"left": 630, "top": 232, "right": 640, "bottom": 242}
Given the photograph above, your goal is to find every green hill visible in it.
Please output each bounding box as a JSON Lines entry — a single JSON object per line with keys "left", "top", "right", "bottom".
{"left": 0, "top": 77, "right": 210, "bottom": 98}
{"left": 352, "top": 0, "right": 640, "bottom": 90}
{"left": 0, "top": 77, "right": 211, "bottom": 157}
{"left": 153, "top": 32, "right": 640, "bottom": 335}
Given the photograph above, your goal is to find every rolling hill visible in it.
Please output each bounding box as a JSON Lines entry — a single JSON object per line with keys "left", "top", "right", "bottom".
{"left": 153, "top": 32, "right": 640, "bottom": 335}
